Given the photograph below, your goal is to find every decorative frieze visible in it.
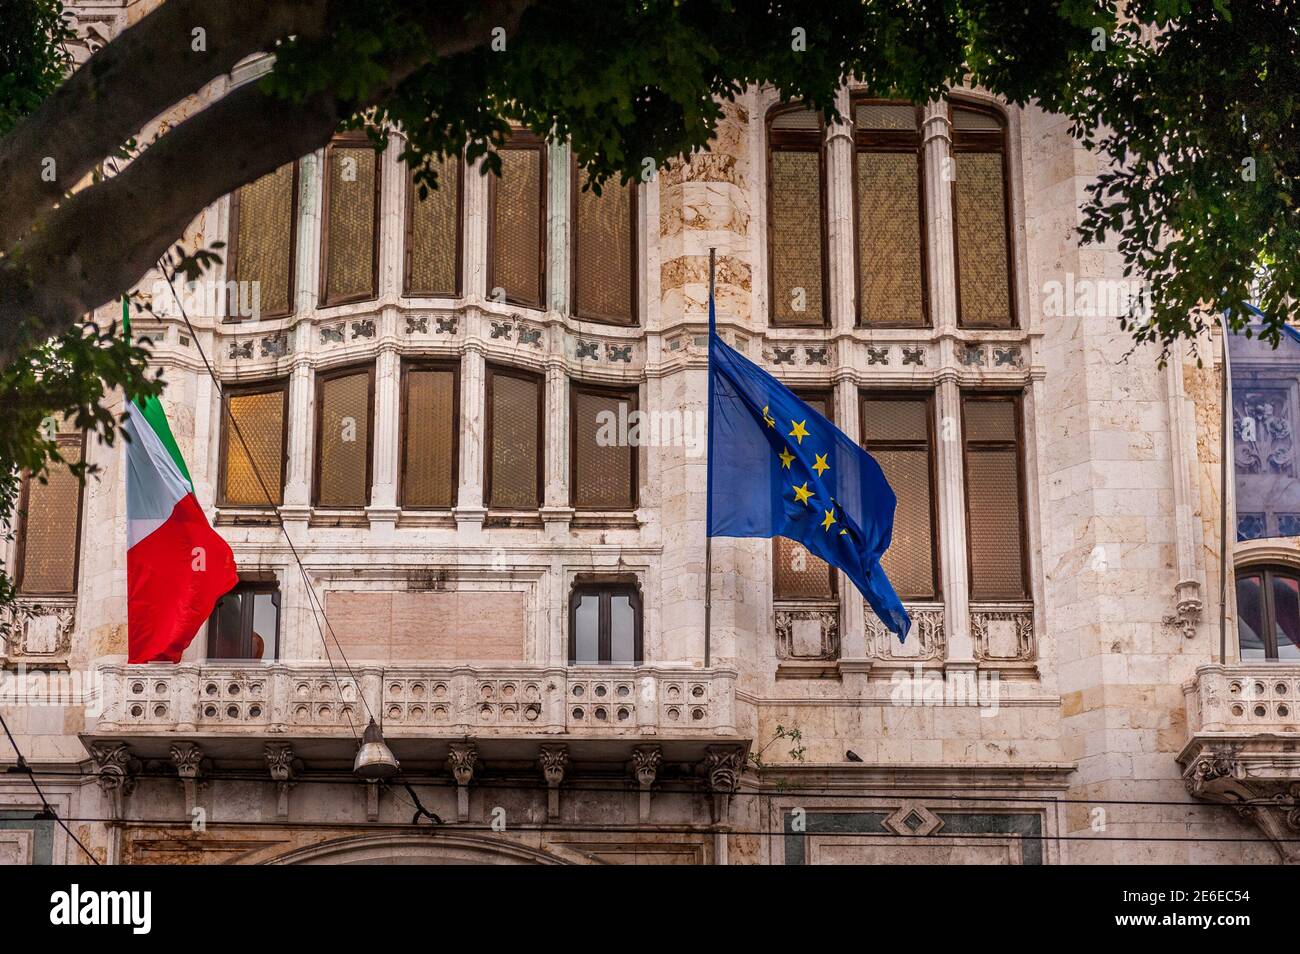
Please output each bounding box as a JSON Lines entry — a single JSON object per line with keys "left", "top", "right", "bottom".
{"left": 864, "top": 602, "right": 945, "bottom": 662}
{"left": 0, "top": 598, "right": 75, "bottom": 662}
{"left": 774, "top": 603, "right": 840, "bottom": 661}
{"left": 969, "top": 603, "right": 1035, "bottom": 662}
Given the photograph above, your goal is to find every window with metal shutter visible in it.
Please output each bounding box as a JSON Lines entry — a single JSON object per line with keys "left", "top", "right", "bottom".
{"left": 405, "top": 156, "right": 461, "bottom": 296}
{"left": 221, "top": 384, "right": 287, "bottom": 506}
{"left": 228, "top": 162, "right": 296, "bottom": 319}
{"left": 854, "top": 102, "right": 925, "bottom": 326}
{"left": 952, "top": 104, "right": 1013, "bottom": 328}
{"left": 315, "top": 367, "right": 373, "bottom": 508}
{"left": 487, "top": 367, "right": 542, "bottom": 509}
{"left": 401, "top": 365, "right": 458, "bottom": 508}
{"left": 768, "top": 105, "right": 826, "bottom": 325}
{"left": 16, "top": 433, "right": 84, "bottom": 594}
{"left": 321, "top": 141, "right": 379, "bottom": 305}
{"left": 773, "top": 392, "right": 834, "bottom": 599}
{"left": 573, "top": 167, "right": 635, "bottom": 324}
{"left": 571, "top": 385, "right": 636, "bottom": 510}
{"left": 962, "top": 394, "right": 1026, "bottom": 599}
{"left": 861, "top": 395, "right": 937, "bottom": 599}
{"left": 488, "top": 138, "right": 545, "bottom": 308}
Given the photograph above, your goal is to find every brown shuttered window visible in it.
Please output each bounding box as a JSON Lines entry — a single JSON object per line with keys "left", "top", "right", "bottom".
{"left": 861, "top": 394, "right": 938, "bottom": 600}
{"left": 405, "top": 156, "right": 462, "bottom": 297}
{"left": 314, "top": 366, "right": 374, "bottom": 508}
{"left": 571, "top": 385, "right": 637, "bottom": 511}
{"left": 854, "top": 102, "right": 927, "bottom": 327}
{"left": 321, "top": 138, "right": 380, "bottom": 306}
{"left": 487, "top": 366, "right": 543, "bottom": 509}
{"left": 220, "top": 383, "right": 288, "bottom": 507}
{"left": 15, "top": 431, "right": 85, "bottom": 595}
{"left": 400, "top": 362, "right": 459, "bottom": 509}
{"left": 573, "top": 166, "right": 636, "bottom": 325}
{"left": 227, "top": 162, "right": 297, "bottom": 320}
{"left": 767, "top": 105, "right": 827, "bottom": 326}
{"left": 774, "top": 392, "right": 835, "bottom": 599}
{"left": 952, "top": 103, "right": 1014, "bottom": 328}
{"left": 488, "top": 134, "right": 546, "bottom": 309}
{"left": 962, "top": 393, "right": 1027, "bottom": 599}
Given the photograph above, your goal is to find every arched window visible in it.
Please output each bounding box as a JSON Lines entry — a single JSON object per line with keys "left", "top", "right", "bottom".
{"left": 404, "top": 155, "right": 462, "bottom": 297}
{"left": 487, "top": 130, "right": 547, "bottom": 309}
{"left": 766, "top": 103, "right": 827, "bottom": 326}
{"left": 1236, "top": 565, "right": 1300, "bottom": 660}
{"left": 572, "top": 163, "right": 637, "bottom": 325}
{"left": 227, "top": 162, "right": 298, "bottom": 320}
{"left": 951, "top": 100, "right": 1014, "bottom": 329}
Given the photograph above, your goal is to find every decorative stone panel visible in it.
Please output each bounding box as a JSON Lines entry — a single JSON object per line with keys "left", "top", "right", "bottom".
{"left": 774, "top": 601, "right": 840, "bottom": 660}
{"left": 970, "top": 603, "right": 1035, "bottom": 661}
{"left": 864, "top": 601, "right": 945, "bottom": 661}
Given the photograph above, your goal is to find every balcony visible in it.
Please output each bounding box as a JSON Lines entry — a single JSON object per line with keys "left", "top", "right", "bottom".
{"left": 1178, "top": 663, "right": 1300, "bottom": 861}
{"left": 85, "top": 662, "right": 744, "bottom": 770}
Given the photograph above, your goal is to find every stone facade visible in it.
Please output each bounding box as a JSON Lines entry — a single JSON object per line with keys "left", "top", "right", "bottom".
{"left": 0, "top": 2, "right": 1295, "bottom": 865}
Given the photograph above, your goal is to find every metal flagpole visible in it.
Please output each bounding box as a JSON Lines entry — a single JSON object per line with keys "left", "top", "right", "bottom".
{"left": 705, "top": 247, "right": 715, "bottom": 667}
{"left": 1219, "top": 312, "right": 1234, "bottom": 666}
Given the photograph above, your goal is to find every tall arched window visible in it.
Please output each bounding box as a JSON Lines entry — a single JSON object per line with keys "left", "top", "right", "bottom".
{"left": 1236, "top": 565, "right": 1300, "bottom": 660}
{"left": 766, "top": 104, "right": 827, "bottom": 326}
{"left": 951, "top": 101, "right": 1015, "bottom": 329}
{"left": 572, "top": 164, "right": 636, "bottom": 325}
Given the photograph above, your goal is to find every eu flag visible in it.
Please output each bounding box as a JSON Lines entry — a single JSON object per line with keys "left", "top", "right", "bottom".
{"left": 706, "top": 301, "right": 911, "bottom": 640}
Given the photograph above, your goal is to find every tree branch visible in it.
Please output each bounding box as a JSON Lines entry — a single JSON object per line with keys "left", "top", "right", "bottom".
{"left": 0, "top": 0, "right": 331, "bottom": 253}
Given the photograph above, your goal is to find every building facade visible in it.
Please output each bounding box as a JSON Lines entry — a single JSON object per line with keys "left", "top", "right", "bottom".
{"left": 1, "top": 2, "right": 1296, "bottom": 865}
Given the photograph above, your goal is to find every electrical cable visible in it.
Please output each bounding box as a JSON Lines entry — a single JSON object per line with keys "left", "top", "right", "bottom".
{"left": 0, "top": 709, "right": 100, "bottom": 863}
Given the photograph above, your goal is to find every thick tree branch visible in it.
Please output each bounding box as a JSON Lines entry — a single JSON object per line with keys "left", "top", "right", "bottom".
{"left": 0, "top": 0, "right": 531, "bottom": 368}
{"left": 0, "top": 0, "right": 331, "bottom": 254}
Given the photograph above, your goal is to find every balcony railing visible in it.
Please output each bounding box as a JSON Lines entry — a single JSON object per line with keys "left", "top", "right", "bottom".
{"left": 1183, "top": 662, "right": 1300, "bottom": 735}
{"left": 92, "top": 662, "right": 739, "bottom": 738}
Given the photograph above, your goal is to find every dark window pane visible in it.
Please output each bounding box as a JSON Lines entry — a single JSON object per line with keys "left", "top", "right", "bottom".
{"left": 873, "top": 448, "right": 935, "bottom": 599}
{"left": 1272, "top": 574, "right": 1300, "bottom": 660}
{"left": 223, "top": 387, "right": 285, "bottom": 506}
{"left": 610, "top": 594, "right": 637, "bottom": 663}
{"left": 1236, "top": 573, "right": 1267, "bottom": 659}
{"left": 572, "top": 592, "right": 600, "bottom": 664}
{"left": 490, "top": 146, "right": 544, "bottom": 307}
{"left": 230, "top": 163, "right": 295, "bottom": 318}
{"left": 208, "top": 587, "right": 279, "bottom": 660}
{"left": 955, "top": 150, "right": 1011, "bottom": 327}
{"left": 17, "top": 439, "right": 83, "bottom": 594}
{"left": 574, "top": 169, "right": 634, "bottom": 323}
{"left": 407, "top": 158, "right": 460, "bottom": 296}
{"left": 857, "top": 151, "right": 924, "bottom": 325}
{"left": 572, "top": 388, "right": 635, "bottom": 510}
{"left": 489, "top": 371, "right": 540, "bottom": 509}
{"left": 769, "top": 148, "right": 824, "bottom": 324}
{"left": 324, "top": 145, "right": 377, "bottom": 303}
{"left": 402, "top": 368, "right": 457, "bottom": 508}
{"left": 317, "top": 371, "right": 371, "bottom": 508}
{"left": 209, "top": 591, "right": 244, "bottom": 659}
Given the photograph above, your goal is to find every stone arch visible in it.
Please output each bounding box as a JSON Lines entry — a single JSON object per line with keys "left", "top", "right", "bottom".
{"left": 263, "top": 832, "right": 578, "bottom": 866}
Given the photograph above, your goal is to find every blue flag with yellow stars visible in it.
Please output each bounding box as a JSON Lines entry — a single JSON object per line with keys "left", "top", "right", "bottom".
{"left": 706, "top": 300, "right": 910, "bottom": 640}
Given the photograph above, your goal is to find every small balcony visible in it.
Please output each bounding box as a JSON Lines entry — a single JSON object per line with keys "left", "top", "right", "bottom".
{"left": 1178, "top": 663, "right": 1300, "bottom": 861}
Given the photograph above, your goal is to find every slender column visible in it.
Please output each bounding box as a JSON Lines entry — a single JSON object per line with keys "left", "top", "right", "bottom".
{"left": 367, "top": 326, "right": 401, "bottom": 521}
{"left": 826, "top": 87, "right": 856, "bottom": 334}
{"left": 836, "top": 375, "right": 868, "bottom": 665}
{"left": 296, "top": 150, "right": 324, "bottom": 316}
{"left": 547, "top": 140, "right": 570, "bottom": 315}
{"left": 282, "top": 352, "right": 314, "bottom": 521}
{"left": 922, "top": 101, "right": 958, "bottom": 332}
{"left": 462, "top": 155, "right": 489, "bottom": 300}
{"left": 455, "top": 345, "right": 487, "bottom": 531}
{"left": 936, "top": 374, "right": 974, "bottom": 666}
{"left": 377, "top": 133, "right": 406, "bottom": 300}
{"left": 541, "top": 359, "right": 572, "bottom": 532}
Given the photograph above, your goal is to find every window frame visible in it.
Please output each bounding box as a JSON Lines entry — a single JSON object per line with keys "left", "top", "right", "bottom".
{"left": 318, "top": 133, "right": 383, "bottom": 308}
{"left": 225, "top": 161, "right": 300, "bottom": 322}
{"left": 569, "top": 381, "right": 639, "bottom": 512}
{"left": 402, "top": 157, "right": 464, "bottom": 298}
{"left": 765, "top": 103, "right": 830, "bottom": 328}
{"left": 567, "top": 579, "right": 644, "bottom": 665}
{"left": 484, "top": 363, "right": 545, "bottom": 511}
{"left": 217, "top": 379, "right": 290, "bottom": 508}
{"left": 311, "top": 362, "right": 377, "bottom": 509}
{"left": 860, "top": 388, "right": 942, "bottom": 601}
{"left": 850, "top": 98, "right": 930, "bottom": 329}
{"left": 960, "top": 390, "right": 1030, "bottom": 601}
{"left": 206, "top": 580, "right": 281, "bottom": 661}
{"left": 570, "top": 161, "right": 639, "bottom": 326}
{"left": 1235, "top": 564, "right": 1300, "bottom": 660}
{"left": 398, "top": 358, "right": 461, "bottom": 510}
{"left": 13, "top": 430, "right": 87, "bottom": 596}
{"left": 772, "top": 388, "right": 837, "bottom": 600}
{"left": 949, "top": 99, "right": 1017, "bottom": 330}
{"left": 486, "top": 130, "right": 548, "bottom": 310}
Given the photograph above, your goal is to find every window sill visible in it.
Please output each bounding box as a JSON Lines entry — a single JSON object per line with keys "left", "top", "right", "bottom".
{"left": 775, "top": 660, "right": 841, "bottom": 680}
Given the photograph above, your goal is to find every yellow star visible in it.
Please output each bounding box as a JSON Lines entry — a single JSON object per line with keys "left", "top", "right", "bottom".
{"left": 839, "top": 528, "right": 848, "bottom": 536}
{"left": 762, "top": 405, "right": 776, "bottom": 428}
{"left": 789, "top": 419, "right": 809, "bottom": 444}
{"left": 821, "top": 508, "right": 838, "bottom": 531}
{"left": 812, "top": 452, "right": 830, "bottom": 477}
{"left": 792, "top": 482, "right": 814, "bottom": 506}
{"left": 778, "top": 447, "right": 795, "bottom": 469}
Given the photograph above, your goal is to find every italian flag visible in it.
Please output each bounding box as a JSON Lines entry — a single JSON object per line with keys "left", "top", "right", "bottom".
{"left": 123, "top": 300, "right": 237, "bottom": 663}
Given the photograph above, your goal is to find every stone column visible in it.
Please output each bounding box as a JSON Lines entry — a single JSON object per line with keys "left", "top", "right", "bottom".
{"left": 367, "top": 319, "right": 401, "bottom": 526}
{"left": 378, "top": 133, "right": 405, "bottom": 300}
{"left": 295, "top": 150, "right": 324, "bottom": 315}
{"left": 455, "top": 344, "right": 487, "bottom": 532}
{"left": 935, "top": 373, "right": 974, "bottom": 667}
{"left": 541, "top": 359, "right": 572, "bottom": 533}
{"left": 826, "top": 87, "right": 856, "bottom": 335}
{"left": 836, "top": 374, "right": 868, "bottom": 667}
{"left": 547, "top": 140, "right": 570, "bottom": 315}
{"left": 282, "top": 351, "right": 314, "bottom": 523}
{"left": 462, "top": 155, "right": 489, "bottom": 300}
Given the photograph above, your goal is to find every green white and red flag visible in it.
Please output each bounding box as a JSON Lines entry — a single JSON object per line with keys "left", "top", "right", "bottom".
{"left": 122, "top": 298, "right": 237, "bottom": 662}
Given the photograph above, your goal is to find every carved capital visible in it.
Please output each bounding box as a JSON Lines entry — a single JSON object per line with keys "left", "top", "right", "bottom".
{"left": 631, "top": 745, "right": 662, "bottom": 790}
{"left": 89, "top": 742, "right": 139, "bottom": 796}
{"left": 447, "top": 743, "right": 478, "bottom": 786}
{"left": 264, "top": 743, "right": 299, "bottom": 783}
{"left": 538, "top": 745, "right": 568, "bottom": 788}
{"left": 169, "top": 742, "right": 205, "bottom": 780}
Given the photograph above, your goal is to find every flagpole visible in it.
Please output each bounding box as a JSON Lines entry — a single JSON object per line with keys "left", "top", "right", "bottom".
{"left": 705, "top": 247, "right": 715, "bottom": 668}
{"left": 1219, "top": 312, "right": 1234, "bottom": 666}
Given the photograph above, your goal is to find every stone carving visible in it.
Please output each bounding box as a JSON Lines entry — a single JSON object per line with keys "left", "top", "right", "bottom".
{"left": 774, "top": 607, "right": 840, "bottom": 660}
{"left": 90, "top": 742, "right": 140, "bottom": 819}
{"left": 992, "top": 346, "right": 1022, "bottom": 367}
{"left": 805, "top": 346, "right": 828, "bottom": 365}
{"left": 447, "top": 743, "right": 479, "bottom": 822}
{"left": 228, "top": 340, "right": 253, "bottom": 360}
{"left": 518, "top": 326, "right": 543, "bottom": 347}
{"left": 866, "top": 603, "right": 945, "bottom": 661}
{"left": 1234, "top": 388, "right": 1293, "bottom": 475}
{"left": 170, "top": 742, "right": 206, "bottom": 815}
{"left": 632, "top": 745, "right": 662, "bottom": 823}
{"left": 0, "top": 599, "right": 74, "bottom": 658}
{"left": 575, "top": 339, "right": 599, "bottom": 360}
{"left": 320, "top": 324, "right": 344, "bottom": 344}
{"left": 1236, "top": 512, "right": 1266, "bottom": 540}
{"left": 902, "top": 346, "right": 925, "bottom": 366}
{"left": 1185, "top": 752, "right": 1238, "bottom": 797}
{"left": 1163, "top": 592, "right": 1203, "bottom": 640}
{"left": 259, "top": 334, "right": 288, "bottom": 357}
{"left": 867, "top": 347, "right": 890, "bottom": 365}
{"left": 970, "top": 605, "right": 1035, "bottom": 661}
{"left": 435, "top": 316, "right": 458, "bottom": 335}
{"left": 962, "top": 345, "right": 985, "bottom": 366}
{"left": 350, "top": 319, "right": 375, "bottom": 340}
{"left": 771, "top": 346, "right": 796, "bottom": 365}
{"left": 265, "top": 743, "right": 300, "bottom": 818}
{"left": 490, "top": 321, "right": 513, "bottom": 340}
{"left": 539, "top": 744, "right": 568, "bottom": 820}
{"left": 405, "top": 315, "right": 428, "bottom": 334}
{"left": 606, "top": 343, "right": 632, "bottom": 362}
{"left": 703, "top": 746, "right": 743, "bottom": 825}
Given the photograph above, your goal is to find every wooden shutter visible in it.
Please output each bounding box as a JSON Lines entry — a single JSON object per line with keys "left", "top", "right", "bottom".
{"left": 487, "top": 367, "right": 542, "bottom": 509}
{"left": 573, "top": 167, "right": 635, "bottom": 324}
{"left": 228, "top": 162, "right": 297, "bottom": 319}
{"left": 405, "top": 156, "right": 461, "bottom": 296}
{"left": 952, "top": 103, "right": 1014, "bottom": 328}
{"left": 962, "top": 394, "right": 1027, "bottom": 599}
{"left": 571, "top": 385, "right": 636, "bottom": 510}
{"left": 221, "top": 384, "right": 287, "bottom": 506}
{"left": 321, "top": 140, "right": 379, "bottom": 305}
{"left": 768, "top": 105, "right": 826, "bottom": 325}
{"left": 488, "top": 136, "right": 545, "bottom": 308}
{"left": 401, "top": 364, "right": 458, "bottom": 508}
{"left": 16, "top": 433, "right": 84, "bottom": 594}
{"left": 315, "top": 366, "right": 374, "bottom": 508}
